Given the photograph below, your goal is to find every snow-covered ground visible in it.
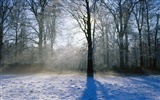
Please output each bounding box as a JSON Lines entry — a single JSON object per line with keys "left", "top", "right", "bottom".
{"left": 0, "top": 74, "right": 160, "bottom": 100}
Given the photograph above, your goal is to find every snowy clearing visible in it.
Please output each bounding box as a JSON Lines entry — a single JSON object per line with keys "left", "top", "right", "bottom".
{"left": 0, "top": 74, "right": 160, "bottom": 100}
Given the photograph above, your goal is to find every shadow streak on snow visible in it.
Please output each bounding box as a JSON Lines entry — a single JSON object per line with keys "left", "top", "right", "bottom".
{"left": 0, "top": 75, "right": 27, "bottom": 80}
{"left": 79, "top": 77, "right": 97, "bottom": 100}
{"left": 79, "top": 77, "right": 111, "bottom": 100}
{"left": 128, "top": 76, "right": 160, "bottom": 91}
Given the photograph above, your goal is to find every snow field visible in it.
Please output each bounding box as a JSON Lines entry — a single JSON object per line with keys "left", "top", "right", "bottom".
{"left": 0, "top": 74, "right": 160, "bottom": 100}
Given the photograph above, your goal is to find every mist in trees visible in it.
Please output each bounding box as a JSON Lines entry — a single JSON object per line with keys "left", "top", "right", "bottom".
{"left": 0, "top": 0, "right": 160, "bottom": 76}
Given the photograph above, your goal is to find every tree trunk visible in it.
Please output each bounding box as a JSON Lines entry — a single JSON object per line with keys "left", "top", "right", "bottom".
{"left": 106, "top": 32, "right": 109, "bottom": 68}
{"left": 102, "top": 29, "right": 108, "bottom": 68}
{"left": 0, "top": 23, "right": 3, "bottom": 65}
{"left": 86, "top": 0, "right": 93, "bottom": 77}
{"left": 119, "top": 36, "right": 124, "bottom": 68}
{"left": 146, "top": 6, "right": 151, "bottom": 67}
{"left": 153, "top": 14, "right": 159, "bottom": 69}
{"left": 119, "top": 0, "right": 124, "bottom": 68}
{"left": 87, "top": 45, "right": 93, "bottom": 77}
{"left": 38, "top": 7, "right": 45, "bottom": 63}
{"left": 139, "top": 28, "right": 143, "bottom": 67}
{"left": 39, "top": 21, "right": 43, "bottom": 63}
{"left": 51, "top": 15, "right": 56, "bottom": 57}
{"left": 139, "top": 1, "right": 144, "bottom": 67}
{"left": 15, "top": 25, "right": 18, "bottom": 63}
{"left": 125, "top": 32, "right": 129, "bottom": 68}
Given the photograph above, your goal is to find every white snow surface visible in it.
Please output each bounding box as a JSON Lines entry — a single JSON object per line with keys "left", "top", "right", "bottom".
{"left": 0, "top": 74, "right": 160, "bottom": 100}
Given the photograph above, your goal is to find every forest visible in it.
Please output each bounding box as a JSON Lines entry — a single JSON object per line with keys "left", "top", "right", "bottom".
{"left": 0, "top": 0, "right": 160, "bottom": 76}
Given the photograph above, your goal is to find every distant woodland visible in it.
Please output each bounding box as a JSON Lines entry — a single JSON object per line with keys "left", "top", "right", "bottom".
{"left": 0, "top": 0, "right": 160, "bottom": 75}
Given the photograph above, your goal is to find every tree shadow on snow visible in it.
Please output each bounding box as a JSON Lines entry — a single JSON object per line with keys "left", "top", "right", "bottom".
{"left": 128, "top": 76, "right": 160, "bottom": 92}
{"left": 0, "top": 75, "right": 26, "bottom": 80}
{"left": 79, "top": 77, "right": 112, "bottom": 100}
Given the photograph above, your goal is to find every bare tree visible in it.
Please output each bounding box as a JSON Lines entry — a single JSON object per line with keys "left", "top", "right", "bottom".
{"left": 9, "top": 0, "right": 27, "bottom": 63}
{"left": 102, "top": 0, "right": 139, "bottom": 68}
{"left": 26, "top": 0, "right": 49, "bottom": 63}
{"left": 44, "top": 1, "right": 59, "bottom": 55}
{"left": 96, "top": 7, "right": 112, "bottom": 68}
{"left": 143, "top": 0, "right": 159, "bottom": 68}
{"left": 133, "top": 0, "right": 145, "bottom": 67}
{"left": 0, "top": 0, "right": 13, "bottom": 65}
{"left": 62, "top": 0, "right": 99, "bottom": 77}
{"left": 154, "top": 13, "right": 159, "bottom": 68}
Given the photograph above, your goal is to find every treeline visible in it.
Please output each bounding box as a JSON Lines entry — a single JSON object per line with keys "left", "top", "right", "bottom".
{"left": 0, "top": 0, "right": 58, "bottom": 65}
{"left": 92, "top": 0, "right": 160, "bottom": 71}
{"left": 0, "top": 0, "right": 160, "bottom": 73}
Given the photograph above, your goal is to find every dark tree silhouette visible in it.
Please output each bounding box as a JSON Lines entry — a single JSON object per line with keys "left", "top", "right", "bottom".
{"left": 0, "top": 0, "right": 13, "bottom": 65}
{"left": 62, "top": 0, "right": 99, "bottom": 77}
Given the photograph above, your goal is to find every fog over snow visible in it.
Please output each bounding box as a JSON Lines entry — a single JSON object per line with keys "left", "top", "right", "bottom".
{"left": 0, "top": 74, "right": 160, "bottom": 100}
